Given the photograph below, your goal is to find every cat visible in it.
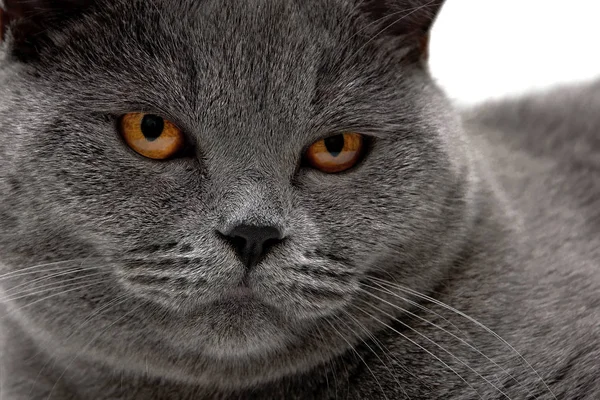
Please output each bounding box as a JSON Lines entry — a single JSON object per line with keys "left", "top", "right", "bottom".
{"left": 0, "top": 0, "right": 598, "bottom": 399}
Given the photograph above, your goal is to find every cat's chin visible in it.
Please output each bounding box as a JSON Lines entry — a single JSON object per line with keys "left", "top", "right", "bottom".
{"left": 123, "top": 279, "right": 344, "bottom": 360}
{"left": 152, "top": 295, "right": 297, "bottom": 360}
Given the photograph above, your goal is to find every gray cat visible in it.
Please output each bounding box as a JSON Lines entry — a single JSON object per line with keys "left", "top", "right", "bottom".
{"left": 0, "top": 0, "right": 598, "bottom": 399}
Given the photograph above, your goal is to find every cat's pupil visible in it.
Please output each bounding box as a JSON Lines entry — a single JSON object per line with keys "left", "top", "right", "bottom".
{"left": 324, "top": 135, "right": 345, "bottom": 157}
{"left": 140, "top": 115, "right": 165, "bottom": 141}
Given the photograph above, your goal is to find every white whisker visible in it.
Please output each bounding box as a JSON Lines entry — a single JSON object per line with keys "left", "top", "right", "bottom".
{"left": 359, "top": 288, "right": 512, "bottom": 399}
{"left": 326, "top": 317, "right": 390, "bottom": 400}
{"left": 340, "top": 309, "right": 411, "bottom": 399}
{"left": 4, "top": 269, "right": 106, "bottom": 298}
{"left": 363, "top": 279, "right": 538, "bottom": 398}
{"left": 65, "top": 294, "right": 130, "bottom": 341}
{"left": 0, "top": 258, "right": 95, "bottom": 282}
{"left": 0, "top": 279, "right": 111, "bottom": 320}
{"left": 318, "top": 323, "right": 340, "bottom": 400}
{"left": 0, "top": 273, "right": 108, "bottom": 304}
{"left": 312, "top": 324, "right": 334, "bottom": 398}
{"left": 354, "top": 301, "right": 484, "bottom": 399}
{"left": 29, "top": 295, "right": 130, "bottom": 397}
{"left": 46, "top": 302, "right": 144, "bottom": 400}
{"left": 369, "top": 276, "right": 557, "bottom": 399}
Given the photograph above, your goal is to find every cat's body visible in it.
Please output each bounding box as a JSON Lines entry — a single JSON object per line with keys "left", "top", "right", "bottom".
{"left": 0, "top": 0, "right": 598, "bottom": 399}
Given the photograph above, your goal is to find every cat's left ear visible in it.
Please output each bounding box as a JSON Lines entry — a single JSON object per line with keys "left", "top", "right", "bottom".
{"left": 0, "top": 0, "right": 93, "bottom": 62}
{"left": 356, "top": 0, "right": 446, "bottom": 61}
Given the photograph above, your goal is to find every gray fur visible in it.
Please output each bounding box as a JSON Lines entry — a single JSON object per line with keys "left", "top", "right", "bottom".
{"left": 0, "top": 0, "right": 598, "bottom": 398}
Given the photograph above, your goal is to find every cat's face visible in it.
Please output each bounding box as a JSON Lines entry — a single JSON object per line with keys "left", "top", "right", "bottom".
{"left": 0, "top": 0, "right": 470, "bottom": 388}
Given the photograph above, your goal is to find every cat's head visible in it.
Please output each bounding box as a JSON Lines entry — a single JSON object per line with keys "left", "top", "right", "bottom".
{"left": 0, "top": 0, "right": 473, "bottom": 389}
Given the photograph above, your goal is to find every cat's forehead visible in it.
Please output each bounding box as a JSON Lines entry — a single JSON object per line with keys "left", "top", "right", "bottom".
{"left": 38, "top": 0, "right": 352, "bottom": 158}
{"left": 182, "top": 0, "right": 325, "bottom": 120}
{"left": 156, "top": 0, "right": 332, "bottom": 156}
{"left": 44, "top": 0, "right": 337, "bottom": 90}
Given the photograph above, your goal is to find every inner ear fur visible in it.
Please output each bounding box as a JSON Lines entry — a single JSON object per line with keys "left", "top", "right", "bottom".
{"left": 1, "top": 0, "right": 93, "bottom": 61}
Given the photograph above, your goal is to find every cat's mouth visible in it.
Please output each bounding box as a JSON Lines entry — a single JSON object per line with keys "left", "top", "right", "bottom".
{"left": 110, "top": 259, "right": 357, "bottom": 359}
{"left": 116, "top": 255, "right": 356, "bottom": 329}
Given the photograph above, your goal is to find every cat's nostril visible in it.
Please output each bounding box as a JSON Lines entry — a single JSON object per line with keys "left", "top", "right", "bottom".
{"left": 230, "top": 235, "right": 247, "bottom": 251}
{"left": 219, "top": 224, "right": 284, "bottom": 270}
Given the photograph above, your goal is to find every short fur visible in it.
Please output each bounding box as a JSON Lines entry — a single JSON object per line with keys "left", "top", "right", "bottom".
{"left": 0, "top": 0, "right": 598, "bottom": 399}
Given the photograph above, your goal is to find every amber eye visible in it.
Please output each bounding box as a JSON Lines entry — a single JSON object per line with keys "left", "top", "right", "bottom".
{"left": 305, "top": 133, "right": 365, "bottom": 173}
{"left": 119, "top": 113, "right": 185, "bottom": 160}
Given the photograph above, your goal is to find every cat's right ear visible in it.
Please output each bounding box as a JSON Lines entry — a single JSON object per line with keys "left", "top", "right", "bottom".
{"left": 0, "top": 0, "right": 92, "bottom": 62}
{"left": 352, "top": 0, "right": 446, "bottom": 62}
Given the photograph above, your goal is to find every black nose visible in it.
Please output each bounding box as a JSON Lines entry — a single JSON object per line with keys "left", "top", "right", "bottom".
{"left": 220, "top": 224, "right": 284, "bottom": 270}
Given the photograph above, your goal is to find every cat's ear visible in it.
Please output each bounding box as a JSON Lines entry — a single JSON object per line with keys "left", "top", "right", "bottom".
{"left": 0, "top": 0, "right": 93, "bottom": 62}
{"left": 356, "top": 0, "right": 446, "bottom": 61}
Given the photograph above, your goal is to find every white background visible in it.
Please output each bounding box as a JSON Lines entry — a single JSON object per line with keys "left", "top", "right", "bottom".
{"left": 429, "top": 0, "right": 600, "bottom": 105}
